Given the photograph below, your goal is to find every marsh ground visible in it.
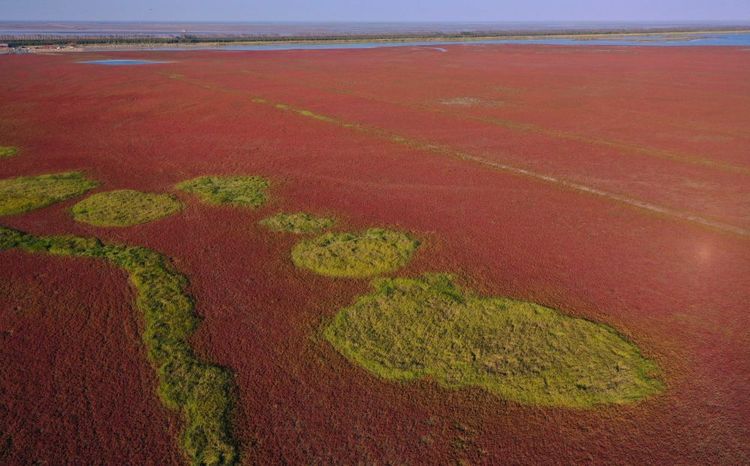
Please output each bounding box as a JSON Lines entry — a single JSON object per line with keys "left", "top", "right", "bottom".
{"left": 0, "top": 44, "right": 749, "bottom": 464}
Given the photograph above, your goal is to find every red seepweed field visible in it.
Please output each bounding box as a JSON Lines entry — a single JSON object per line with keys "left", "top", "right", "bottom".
{"left": 1, "top": 44, "right": 749, "bottom": 464}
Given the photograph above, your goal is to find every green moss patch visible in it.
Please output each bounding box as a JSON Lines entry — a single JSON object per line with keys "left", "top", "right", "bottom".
{"left": 72, "top": 189, "right": 183, "bottom": 227}
{"left": 177, "top": 176, "right": 269, "bottom": 208}
{"left": 0, "top": 172, "right": 98, "bottom": 216}
{"left": 0, "top": 146, "right": 18, "bottom": 158}
{"left": 260, "top": 212, "right": 335, "bottom": 234}
{"left": 324, "top": 274, "right": 663, "bottom": 408}
{"left": 291, "top": 228, "right": 419, "bottom": 278}
{"left": 0, "top": 225, "right": 237, "bottom": 465}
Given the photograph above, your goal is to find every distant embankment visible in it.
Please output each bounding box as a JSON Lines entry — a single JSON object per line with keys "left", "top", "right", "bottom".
{"left": 2, "top": 25, "right": 749, "bottom": 48}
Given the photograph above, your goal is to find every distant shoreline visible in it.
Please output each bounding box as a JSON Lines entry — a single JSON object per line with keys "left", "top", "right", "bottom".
{"left": 4, "top": 27, "right": 750, "bottom": 53}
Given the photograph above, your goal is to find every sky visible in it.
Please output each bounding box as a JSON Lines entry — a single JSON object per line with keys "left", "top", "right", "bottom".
{"left": 1, "top": 0, "right": 749, "bottom": 23}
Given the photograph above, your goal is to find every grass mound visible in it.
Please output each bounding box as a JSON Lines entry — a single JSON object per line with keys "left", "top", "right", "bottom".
{"left": 177, "top": 176, "right": 269, "bottom": 208}
{"left": 0, "top": 172, "right": 98, "bottom": 216}
{"left": 0, "top": 225, "right": 237, "bottom": 465}
{"left": 324, "top": 274, "right": 664, "bottom": 408}
{"left": 291, "top": 228, "right": 419, "bottom": 278}
{"left": 72, "top": 189, "right": 183, "bottom": 227}
{"left": 259, "top": 212, "right": 335, "bottom": 234}
{"left": 0, "top": 146, "right": 18, "bottom": 158}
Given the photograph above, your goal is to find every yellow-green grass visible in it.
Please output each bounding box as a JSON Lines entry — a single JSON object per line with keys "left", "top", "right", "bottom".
{"left": 176, "top": 176, "right": 269, "bottom": 208}
{"left": 0, "top": 146, "right": 18, "bottom": 158}
{"left": 0, "top": 225, "right": 237, "bottom": 465}
{"left": 259, "top": 212, "right": 335, "bottom": 234}
{"left": 324, "top": 274, "right": 664, "bottom": 408}
{"left": 291, "top": 228, "right": 419, "bottom": 278}
{"left": 72, "top": 189, "right": 184, "bottom": 227}
{"left": 0, "top": 172, "right": 98, "bottom": 216}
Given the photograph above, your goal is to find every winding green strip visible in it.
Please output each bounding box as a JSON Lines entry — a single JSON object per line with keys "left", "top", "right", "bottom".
{"left": 0, "top": 226, "right": 237, "bottom": 465}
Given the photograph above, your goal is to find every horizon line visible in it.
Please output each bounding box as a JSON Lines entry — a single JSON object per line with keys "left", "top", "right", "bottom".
{"left": 3, "top": 19, "right": 750, "bottom": 24}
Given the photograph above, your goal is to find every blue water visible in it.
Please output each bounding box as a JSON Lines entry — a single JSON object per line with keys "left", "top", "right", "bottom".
{"left": 78, "top": 32, "right": 750, "bottom": 57}
{"left": 203, "top": 32, "right": 750, "bottom": 51}
{"left": 80, "top": 59, "right": 170, "bottom": 66}
{"left": 485, "top": 32, "right": 750, "bottom": 47}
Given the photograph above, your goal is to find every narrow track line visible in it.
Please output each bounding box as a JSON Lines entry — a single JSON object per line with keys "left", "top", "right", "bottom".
{"left": 237, "top": 68, "right": 750, "bottom": 176}
{"left": 165, "top": 73, "right": 750, "bottom": 239}
{"left": 467, "top": 114, "right": 750, "bottom": 176}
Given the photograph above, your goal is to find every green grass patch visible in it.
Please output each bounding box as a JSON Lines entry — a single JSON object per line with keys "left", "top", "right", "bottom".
{"left": 324, "top": 274, "right": 664, "bottom": 408}
{"left": 72, "top": 189, "right": 184, "bottom": 227}
{"left": 291, "top": 228, "right": 419, "bottom": 278}
{"left": 176, "top": 176, "right": 269, "bottom": 208}
{"left": 259, "top": 212, "right": 335, "bottom": 234}
{"left": 0, "top": 146, "right": 18, "bottom": 158}
{"left": 0, "top": 172, "right": 98, "bottom": 216}
{"left": 0, "top": 225, "right": 237, "bottom": 465}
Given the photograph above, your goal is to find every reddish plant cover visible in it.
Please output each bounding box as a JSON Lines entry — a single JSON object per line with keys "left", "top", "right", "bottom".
{"left": 0, "top": 44, "right": 748, "bottom": 464}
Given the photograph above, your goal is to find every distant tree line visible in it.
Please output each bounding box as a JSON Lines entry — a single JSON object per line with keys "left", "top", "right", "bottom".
{"left": 1, "top": 26, "right": 747, "bottom": 47}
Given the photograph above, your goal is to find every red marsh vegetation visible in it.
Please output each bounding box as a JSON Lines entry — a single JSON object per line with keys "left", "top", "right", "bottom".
{"left": 0, "top": 44, "right": 748, "bottom": 464}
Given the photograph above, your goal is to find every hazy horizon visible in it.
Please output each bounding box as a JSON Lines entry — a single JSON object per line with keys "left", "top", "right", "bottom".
{"left": 2, "top": 0, "right": 749, "bottom": 23}
{"left": 4, "top": 19, "right": 749, "bottom": 41}
{"left": 3, "top": 20, "right": 750, "bottom": 25}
